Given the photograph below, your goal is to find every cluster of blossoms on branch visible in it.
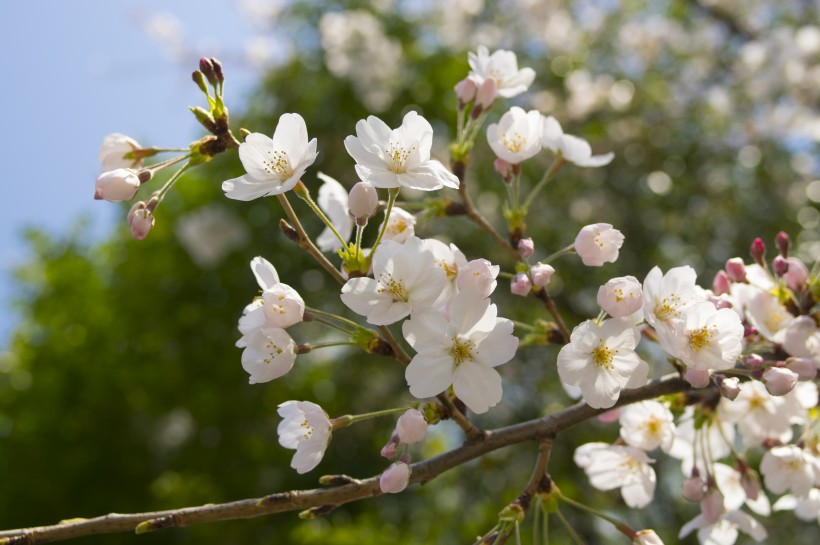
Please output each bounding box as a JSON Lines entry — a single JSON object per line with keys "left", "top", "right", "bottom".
{"left": 83, "top": 44, "right": 820, "bottom": 545}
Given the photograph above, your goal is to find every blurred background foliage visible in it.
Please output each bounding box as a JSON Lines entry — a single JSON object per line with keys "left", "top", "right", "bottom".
{"left": 1, "top": 0, "right": 819, "bottom": 543}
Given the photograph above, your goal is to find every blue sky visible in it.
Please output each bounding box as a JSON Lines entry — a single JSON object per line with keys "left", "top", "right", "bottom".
{"left": 0, "top": 1, "right": 269, "bottom": 344}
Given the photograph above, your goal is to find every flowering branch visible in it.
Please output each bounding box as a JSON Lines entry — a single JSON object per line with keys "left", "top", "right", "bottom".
{"left": 0, "top": 374, "right": 692, "bottom": 545}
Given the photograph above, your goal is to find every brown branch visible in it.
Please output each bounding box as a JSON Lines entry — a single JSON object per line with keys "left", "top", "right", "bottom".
{"left": 532, "top": 288, "right": 571, "bottom": 344}
{"left": 0, "top": 375, "right": 692, "bottom": 544}
{"left": 524, "top": 436, "right": 553, "bottom": 498}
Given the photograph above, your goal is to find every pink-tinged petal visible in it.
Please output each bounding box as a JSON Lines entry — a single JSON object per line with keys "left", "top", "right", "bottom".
{"left": 621, "top": 470, "right": 656, "bottom": 508}
{"left": 406, "top": 354, "right": 456, "bottom": 398}
{"left": 453, "top": 361, "right": 503, "bottom": 414}
{"left": 404, "top": 160, "right": 460, "bottom": 190}
{"left": 725, "top": 511, "right": 767, "bottom": 542}
{"left": 250, "top": 256, "right": 280, "bottom": 290}
{"left": 238, "top": 304, "right": 266, "bottom": 335}
{"left": 357, "top": 115, "right": 393, "bottom": 149}
{"left": 624, "top": 358, "right": 650, "bottom": 388}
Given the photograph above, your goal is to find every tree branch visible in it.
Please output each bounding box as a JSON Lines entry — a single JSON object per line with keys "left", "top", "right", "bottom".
{"left": 0, "top": 375, "right": 691, "bottom": 544}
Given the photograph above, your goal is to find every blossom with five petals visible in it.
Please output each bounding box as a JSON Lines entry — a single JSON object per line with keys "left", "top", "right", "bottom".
{"left": 487, "top": 107, "right": 543, "bottom": 164}
{"left": 467, "top": 46, "right": 535, "bottom": 99}
{"left": 574, "top": 442, "right": 657, "bottom": 508}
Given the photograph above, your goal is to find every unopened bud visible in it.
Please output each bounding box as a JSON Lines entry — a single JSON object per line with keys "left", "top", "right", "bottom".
{"left": 724, "top": 258, "right": 747, "bottom": 283}
{"left": 763, "top": 366, "right": 798, "bottom": 396}
{"left": 475, "top": 77, "right": 497, "bottom": 110}
{"left": 530, "top": 263, "right": 555, "bottom": 288}
{"left": 700, "top": 487, "right": 724, "bottom": 524}
{"left": 773, "top": 255, "right": 789, "bottom": 278}
{"left": 454, "top": 76, "right": 478, "bottom": 105}
{"left": 740, "top": 469, "right": 761, "bottom": 501}
{"left": 190, "top": 106, "right": 217, "bottom": 132}
{"left": 279, "top": 219, "right": 299, "bottom": 243}
{"left": 744, "top": 353, "right": 764, "bottom": 369}
{"left": 199, "top": 57, "right": 217, "bottom": 85}
{"left": 396, "top": 408, "right": 427, "bottom": 445}
{"left": 785, "top": 357, "right": 817, "bottom": 381}
{"left": 775, "top": 231, "right": 790, "bottom": 257}
{"left": 684, "top": 368, "right": 711, "bottom": 388}
{"left": 712, "top": 270, "right": 731, "bottom": 295}
{"left": 682, "top": 471, "right": 705, "bottom": 501}
{"left": 510, "top": 272, "right": 532, "bottom": 296}
{"left": 517, "top": 238, "right": 534, "bottom": 258}
{"left": 632, "top": 530, "right": 663, "bottom": 545}
{"left": 192, "top": 70, "right": 208, "bottom": 94}
{"left": 211, "top": 57, "right": 224, "bottom": 83}
{"left": 95, "top": 168, "right": 141, "bottom": 202}
{"left": 380, "top": 438, "right": 398, "bottom": 459}
{"left": 127, "top": 202, "right": 155, "bottom": 240}
{"left": 717, "top": 375, "right": 741, "bottom": 400}
{"left": 379, "top": 462, "right": 410, "bottom": 494}
{"left": 348, "top": 181, "right": 379, "bottom": 219}
{"left": 750, "top": 237, "right": 766, "bottom": 265}
{"left": 783, "top": 257, "right": 809, "bottom": 291}
{"left": 494, "top": 158, "right": 513, "bottom": 181}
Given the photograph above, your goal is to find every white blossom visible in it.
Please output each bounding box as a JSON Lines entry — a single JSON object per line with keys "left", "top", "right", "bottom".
{"left": 633, "top": 530, "right": 664, "bottom": 545}
{"left": 238, "top": 327, "right": 297, "bottom": 384}
{"left": 316, "top": 172, "right": 353, "bottom": 253}
{"left": 378, "top": 206, "right": 416, "bottom": 243}
{"left": 619, "top": 400, "right": 676, "bottom": 452}
{"left": 277, "top": 401, "right": 332, "bottom": 474}
{"left": 598, "top": 275, "right": 644, "bottom": 319}
{"left": 94, "top": 168, "right": 141, "bottom": 202}
{"left": 574, "top": 442, "right": 656, "bottom": 508}
{"left": 557, "top": 318, "right": 647, "bottom": 409}
{"left": 678, "top": 511, "right": 767, "bottom": 545}
{"left": 773, "top": 488, "right": 820, "bottom": 522}
{"left": 760, "top": 445, "right": 820, "bottom": 497}
{"left": 403, "top": 290, "right": 518, "bottom": 414}
{"left": 467, "top": 45, "right": 535, "bottom": 98}
{"left": 456, "top": 259, "right": 499, "bottom": 299}
{"left": 541, "top": 115, "right": 614, "bottom": 167}
{"left": 486, "top": 107, "right": 543, "bottom": 164}
{"left": 341, "top": 237, "right": 446, "bottom": 325}
{"left": 672, "top": 302, "right": 744, "bottom": 372}
{"left": 222, "top": 113, "right": 318, "bottom": 200}
{"left": 344, "top": 111, "right": 459, "bottom": 191}
{"left": 380, "top": 461, "right": 411, "bottom": 493}
{"left": 574, "top": 223, "right": 625, "bottom": 267}
{"left": 717, "top": 381, "right": 796, "bottom": 446}
{"left": 99, "top": 133, "right": 140, "bottom": 171}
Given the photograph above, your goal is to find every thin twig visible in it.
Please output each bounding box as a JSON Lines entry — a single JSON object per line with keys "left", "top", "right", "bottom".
{"left": 524, "top": 437, "right": 553, "bottom": 497}
{"left": 438, "top": 393, "right": 485, "bottom": 441}
{"left": 0, "top": 375, "right": 692, "bottom": 544}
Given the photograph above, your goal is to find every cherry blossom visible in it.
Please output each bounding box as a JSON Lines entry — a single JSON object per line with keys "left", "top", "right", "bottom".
{"left": 773, "top": 488, "right": 820, "bottom": 522}
{"left": 348, "top": 180, "right": 379, "bottom": 219}
{"left": 395, "top": 408, "right": 427, "bottom": 445}
{"left": 486, "top": 107, "right": 543, "bottom": 164}
{"left": 238, "top": 257, "right": 305, "bottom": 334}
{"left": 598, "top": 275, "right": 643, "bottom": 319}
{"left": 222, "top": 113, "right": 318, "bottom": 200}
{"left": 456, "top": 259, "right": 499, "bottom": 299}
{"left": 760, "top": 445, "right": 820, "bottom": 497}
{"left": 94, "top": 168, "right": 142, "bottom": 202}
{"left": 557, "top": 318, "right": 647, "bottom": 409}
{"left": 99, "top": 133, "right": 141, "bottom": 171}
{"left": 672, "top": 302, "right": 744, "bottom": 373}
{"left": 403, "top": 290, "right": 518, "bottom": 414}
{"left": 341, "top": 237, "right": 446, "bottom": 325}
{"left": 344, "top": 111, "right": 459, "bottom": 191}
{"left": 380, "top": 461, "right": 411, "bottom": 494}
{"left": 467, "top": 45, "right": 535, "bottom": 99}
{"left": 238, "top": 327, "right": 297, "bottom": 384}
{"left": 573, "top": 223, "right": 625, "bottom": 267}
{"left": 378, "top": 206, "right": 416, "bottom": 243}
{"left": 619, "top": 400, "right": 676, "bottom": 452}
{"left": 541, "top": 115, "right": 614, "bottom": 167}
{"left": 678, "top": 511, "right": 767, "bottom": 545}
{"left": 574, "top": 442, "right": 657, "bottom": 508}
{"left": 277, "top": 401, "right": 332, "bottom": 474}
{"left": 633, "top": 530, "right": 664, "bottom": 545}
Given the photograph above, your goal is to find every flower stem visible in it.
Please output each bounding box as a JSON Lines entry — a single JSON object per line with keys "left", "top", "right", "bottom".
{"left": 369, "top": 187, "right": 399, "bottom": 256}
{"left": 309, "top": 341, "right": 356, "bottom": 350}
{"left": 554, "top": 509, "right": 586, "bottom": 545}
{"left": 310, "top": 316, "right": 355, "bottom": 335}
{"left": 331, "top": 407, "right": 409, "bottom": 430}
{"left": 306, "top": 307, "right": 363, "bottom": 331}
{"left": 295, "top": 181, "right": 349, "bottom": 249}
{"left": 557, "top": 493, "right": 636, "bottom": 539}
{"left": 353, "top": 223, "right": 365, "bottom": 260}
{"left": 522, "top": 156, "right": 564, "bottom": 212}
{"left": 542, "top": 244, "right": 575, "bottom": 264}
{"left": 155, "top": 161, "right": 192, "bottom": 202}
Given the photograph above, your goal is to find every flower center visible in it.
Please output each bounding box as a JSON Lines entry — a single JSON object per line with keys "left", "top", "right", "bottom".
{"left": 262, "top": 338, "right": 285, "bottom": 364}
{"left": 654, "top": 293, "right": 683, "bottom": 321}
{"left": 503, "top": 131, "right": 525, "bottom": 154}
{"left": 644, "top": 416, "right": 662, "bottom": 437}
{"left": 591, "top": 340, "right": 617, "bottom": 369}
{"left": 688, "top": 325, "right": 716, "bottom": 352}
{"left": 261, "top": 149, "right": 294, "bottom": 179}
{"left": 449, "top": 336, "right": 476, "bottom": 365}
{"left": 377, "top": 273, "right": 409, "bottom": 302}
{"left": 437, "top": 259, "right": 458, "bottom": 279}
{"left": 299, "top": 418, "right": 314, "bottom": 440}
{"left": 387, "top": 142, "right": 415, "bottom": 174}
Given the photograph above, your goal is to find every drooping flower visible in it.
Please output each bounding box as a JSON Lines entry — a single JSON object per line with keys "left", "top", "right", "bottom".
{"left": 557, "top": 318, "right": 647, "bottom": 409}
{"left": 222, "top": 113, "right": 318, "bottom": 200}
{"left": 574, "top": 223, "right": 625, "bottom": 267}
{"left": 619, "top": 400, "right": 676, "bottom": 452}
{"left": 316, "top": 172, "right": 353, "bottom": 253}
{"left": 344, "top": 111, "right": 459, "bottom": 191}
{"left": 574, "top": 442, "right": 657, "bottom": 508}
{"left": 127, "top": 201, "right": 155, "bottom": 241}
{"left": 672, "top": 302, "right": 744, "bottom": 373}
{"left": 99, "top": 133, "right": 141, "bottom": 171}
{"left": 486, "top": 107, "right": 543, "bottom": 164}
{"left": 678, "top": 511, "right": 767, "bottom": 545}
{"left": 403, "top": 290, "right": 519, "bottom": 414}
{"left": 541, "top": 115, "right": 614, "bottom": 167}
{"left": 467, "top": 46, "right": 535, "bottom": 99}
{"left": 395, "top": 408, "right": 428, "bottom": 445}
{"left": 238, "top": 257, "right": 305, "bottom": 333}
{"left": 341, "top": 237, "right": 446, "bottom": 325}
{"left": 598, "top": 276, "right": 644, "bottom": 319}
{"left": 238, "top": 326, "right": 297, "bottom": 384}
{"left": 277, "top": 400, "right": 332, "bottom": 474}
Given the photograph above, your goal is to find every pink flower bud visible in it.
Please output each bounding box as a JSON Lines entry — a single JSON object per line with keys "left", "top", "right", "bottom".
{"left": 529, "top": 263, "right": 555, "bottom": 288}
{"left": 785, "top": 357, "right": 817, "bottom": 381}
{"left": 510, "top": 272, "right": 532, "bottom": 296}
{"left": 783, "top": 257, "right": 809, "bottom": 291}
{"left": 700, "top": 487, "right": 724, "bottom": 524}
{"left": 396, "top": 409, "right": 427, "bottom": 445}
{"left": 454, "top": 76, "right": 478, "bottom": 104}
{"left": 763, "top": 366, "right": 798, "bottom": 396}
{"left": 574, "top": 223, "right": 625, "bottom": 267}
{"left": 750, "top": 237, "right": 766, "bottom": 265}
{"left": 127, "top": 202, "right": 155, "bottom": 240}
{"left": 597, "top": 275, "right": 643, "bottom": 317}
{"left": 712, "top": 271, "right": 731, "bottom": 295}
{"left": 684, "top": 368, "right": 711, "bottom": 388}
{"left": 740, "top": 469, "right": 761, "bottom": 501}
{"left": 517, "top": 238, "right": 534, "bottom": 258}
{"left": 717, "top": 375, "right": 741, "bottom": 400}
{"left": 456, "top": 259, "right": 499, "bottom": 298}
{"left": 744, "top": 353, "right": 764, "bottom": 369}
{"left": 632, "top": 529, "right": 664, "bottom": 545}
{"left": 773, "top": 255, "right": 789, "bottom": 278}
{"left": 95, "top": 169, "right": 141, "bottom": 202}
{"left": 775, "top": 230, "right": 790, "bottom": 257}
{"left": 380, "top": 461, "right": 410, "bottom": 494}
{"left": 348, "top": 181, "right": 379, "bottom": 219}
{"left": 724, "top": 258, "right": 747, "bottom": 283}
{"left": 475, "top": 77, "right": 497, "bottom": 109}
{"left": 682, "top": 473, "right": 705, "bottom": 501}
{"left": 380, "top": 438, "right": 398, "bottom": 459}
{"left": 493, "top": 158, "right": 513, "bottom": 180}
